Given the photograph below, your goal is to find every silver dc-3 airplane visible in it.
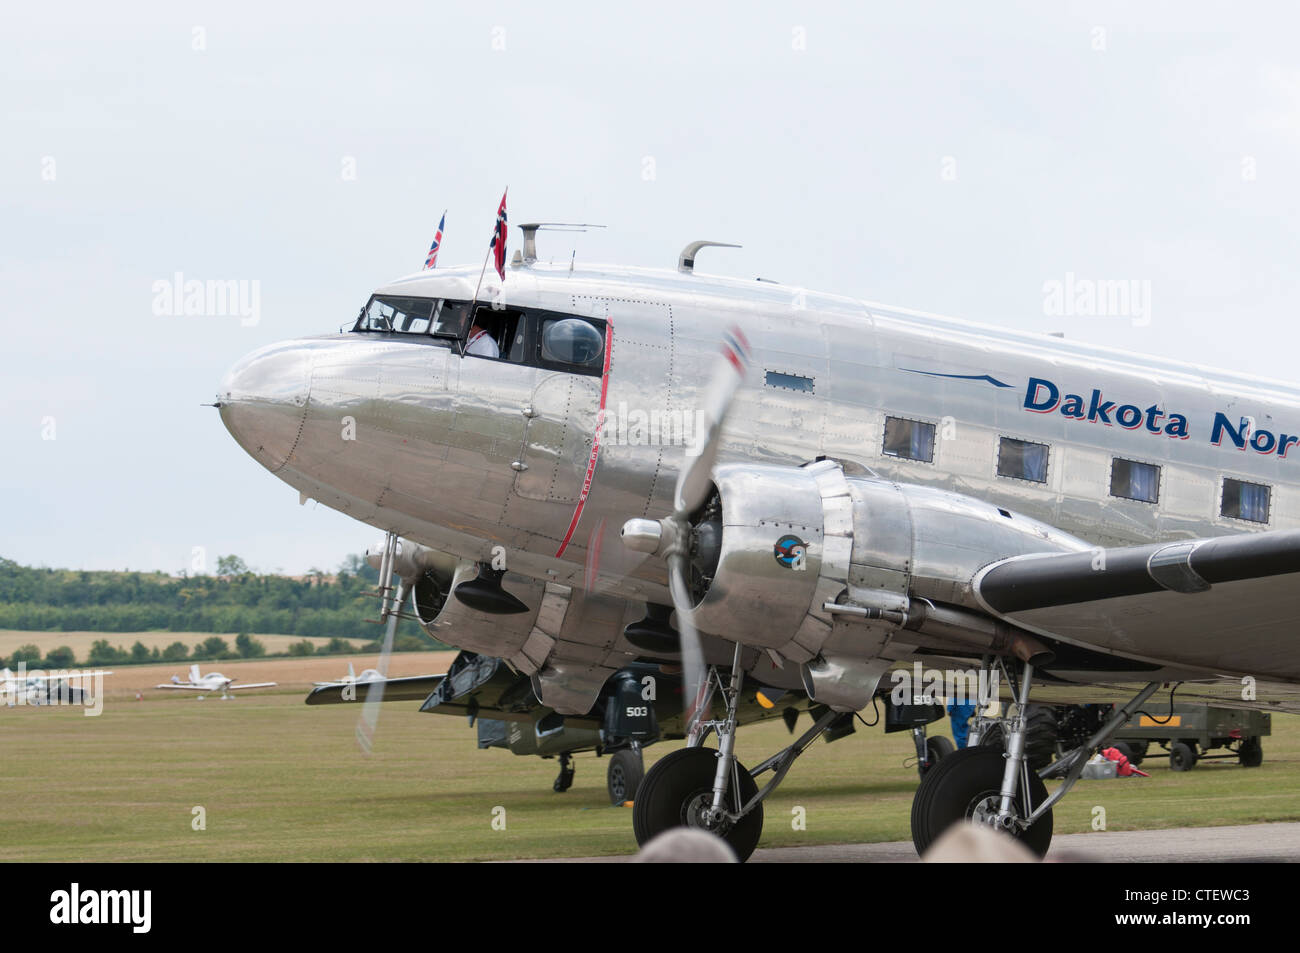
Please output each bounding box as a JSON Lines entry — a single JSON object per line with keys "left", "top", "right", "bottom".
{"left": 216, "top": 230, "right": 1300, "bottom": 861}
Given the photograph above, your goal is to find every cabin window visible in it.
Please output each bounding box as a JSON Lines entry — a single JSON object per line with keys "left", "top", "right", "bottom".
{"left": 997, "top": 437, "right": 1049, "bottom": 483}
{"left": 765, "top": 370, "right": 815, "bottom": 393}
{"left": 540, "top": 318, "right": 605, "bottom": 369}
{"left": 882, "top": 417, "right": 935, "bottom": 463}
{"left": 1221, "top": 478, "right": 1271, "bottom": 523}
{"left": 1110, "top": 459, "right": 1160, "bottom": 504}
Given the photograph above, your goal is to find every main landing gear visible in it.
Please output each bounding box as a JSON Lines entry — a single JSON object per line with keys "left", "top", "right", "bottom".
{"left": 910, "top": 656, "right": 1162, "bottom": 858}
{"left": 631, "top": 645, "right": 840, "bottom": 862}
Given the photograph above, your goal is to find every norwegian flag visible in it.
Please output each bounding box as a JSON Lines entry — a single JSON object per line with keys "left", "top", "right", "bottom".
{"left": 423, "top": 211, "right": 446, "bottom": 270}
{"left": 489, "top": 188, "right": 508, "bottom": 280}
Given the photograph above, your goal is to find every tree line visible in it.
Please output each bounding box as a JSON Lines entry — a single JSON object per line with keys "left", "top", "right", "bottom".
{"left": 0, "top": 554, "right": 443, "bottom": 668}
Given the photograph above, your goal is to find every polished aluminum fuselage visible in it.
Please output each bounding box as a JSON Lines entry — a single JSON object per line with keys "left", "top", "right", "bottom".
{"left": 222, "top": 261, "right": 1300, "bottom": 568}
{"left": 218, "top": 260, "right": 1300, "bottom": 700}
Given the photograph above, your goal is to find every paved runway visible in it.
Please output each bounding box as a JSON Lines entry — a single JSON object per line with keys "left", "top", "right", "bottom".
{"left": 514, "top": 822, "right": 1300, "bottom": 862}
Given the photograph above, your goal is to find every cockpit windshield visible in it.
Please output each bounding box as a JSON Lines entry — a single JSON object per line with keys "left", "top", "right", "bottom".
{"left": 353, "top": 296, "right": 471, "bottom": 339}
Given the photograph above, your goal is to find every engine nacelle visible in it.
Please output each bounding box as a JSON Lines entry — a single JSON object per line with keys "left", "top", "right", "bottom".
{"left": 367, "top": 537, "right": 552, "bottom": 669}
{"left": 685, "top": 462, "right": 834, "bottom": 659}
{"left": 685, "top": 459, "right": 1089, "bottom": 670}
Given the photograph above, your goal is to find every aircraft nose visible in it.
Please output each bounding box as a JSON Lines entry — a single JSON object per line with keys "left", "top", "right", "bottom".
{"left": 217, "top": 342, "right": 313, "bottom": 473}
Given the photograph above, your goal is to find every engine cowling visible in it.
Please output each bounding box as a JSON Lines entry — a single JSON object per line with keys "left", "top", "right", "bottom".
{"left": 366, "top": 538, "right": 552, "bottom": 669}
{"left": 680, "top": 460, "right": 848, "bottom": 662}
{"left": 681, "top": 459, "right": 1089, "bottom": 670}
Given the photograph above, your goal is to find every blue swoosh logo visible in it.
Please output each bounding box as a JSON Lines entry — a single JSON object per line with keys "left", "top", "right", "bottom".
{"left": 899, "top": 369, "right": 1013, "bottom": 389}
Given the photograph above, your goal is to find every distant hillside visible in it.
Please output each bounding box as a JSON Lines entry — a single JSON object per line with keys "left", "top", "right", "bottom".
{"left": 0, "top": 555, "right": 443, "bottom": 667}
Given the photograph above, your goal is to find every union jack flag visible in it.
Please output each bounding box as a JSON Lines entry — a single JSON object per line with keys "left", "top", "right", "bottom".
{"left": 423, "top": 211, "right": 445, "bottom": 270}
{"left": 489, "top": 188, "right": 508, "bottom": 280}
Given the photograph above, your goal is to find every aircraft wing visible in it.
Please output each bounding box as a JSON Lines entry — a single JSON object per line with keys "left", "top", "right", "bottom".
{"left": 973, "top": 528, "right": 1300, "bottom": 683}
{"left": 155, "top": 683, "right": 204, "bottom": 690}
{"left": 304, "top": 674, "right": 445, "bottom": 705}
{"left": 228, "top": 681, "right": 278, "bottom": 690}
{"left": 417, "top": 653, "right": 563, "bottom": 724}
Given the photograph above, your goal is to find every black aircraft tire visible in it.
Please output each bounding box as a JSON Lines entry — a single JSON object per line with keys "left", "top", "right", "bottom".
{"left": 1239, "top": 736, "right": 1263, "bottom": 768}
{"left": 1170, "top": 741, "right": 1197, "bottom": 772}
{"left": 928, "top": 735, "right": 957, "bottom": 760}
{"left": 632, "top": 746, "right": 764, "bottom": 862}
{"left": 607, "top": 748, "right": 645, "bottom": 804}
{"left": 911, "top": 747, "right": 1053, "bottom": 858}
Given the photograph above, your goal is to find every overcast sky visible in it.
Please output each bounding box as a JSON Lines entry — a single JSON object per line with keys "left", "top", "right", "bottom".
{"left": 4, "top": 2, "right": 1299, "bottom": 574}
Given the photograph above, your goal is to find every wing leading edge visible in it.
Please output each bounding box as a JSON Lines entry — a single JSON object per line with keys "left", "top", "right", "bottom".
{"left": 973, "top": 529, "right": 1300, "bottom": 682}
{"left": 304, "top": 674, "right": 446, "bottom": 705}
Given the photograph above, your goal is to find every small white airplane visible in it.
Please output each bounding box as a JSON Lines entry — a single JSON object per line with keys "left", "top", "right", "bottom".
{"left": 312, "top": 662, "right": 383, "bottom": 688}
{"left": 155, "top": 664, "right": 277, "bottom": 700}
{"left": 2, "top": 666, "right": 113, "bottom": 705}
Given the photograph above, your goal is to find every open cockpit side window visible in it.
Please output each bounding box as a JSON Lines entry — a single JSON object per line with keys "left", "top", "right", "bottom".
{"left": 464, "top": 306, "right": 526, "bottom": 362}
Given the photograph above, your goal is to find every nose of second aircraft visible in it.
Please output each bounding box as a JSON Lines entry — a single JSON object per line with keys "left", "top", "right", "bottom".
{"left": 217, "top": 341, "right": 313, "bottom": 473}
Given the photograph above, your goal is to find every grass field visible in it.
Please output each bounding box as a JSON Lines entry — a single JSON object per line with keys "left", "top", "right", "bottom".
{"left": 2, "top": 659, "right": 1297, "bottom": 861}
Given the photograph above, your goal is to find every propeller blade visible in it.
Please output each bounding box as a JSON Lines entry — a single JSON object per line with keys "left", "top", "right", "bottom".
{"left": 668, "top": 552, "right": 707, "bottom": 724}
{"left": 356, "top": 579, "right": 410, "bottom": 754}
{"left": 674, "top": 325, "right": 752, "bottom": 517}
{"left": 620, "top": 326, "right": 753, "bottom": 728}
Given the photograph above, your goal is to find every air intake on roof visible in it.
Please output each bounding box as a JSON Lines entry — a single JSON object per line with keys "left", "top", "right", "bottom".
{"left": 677, "top": 240, "right": 741, "bottom": 273}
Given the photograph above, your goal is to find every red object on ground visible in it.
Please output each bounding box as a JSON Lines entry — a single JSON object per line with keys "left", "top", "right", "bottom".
{"left": 1101, "top": 746, "right": 1150, "bottom": 777}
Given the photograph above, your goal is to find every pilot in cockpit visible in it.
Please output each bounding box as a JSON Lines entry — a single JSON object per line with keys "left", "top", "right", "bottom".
{"left": 466, "top": 320, "right": 500, "bottom": 358}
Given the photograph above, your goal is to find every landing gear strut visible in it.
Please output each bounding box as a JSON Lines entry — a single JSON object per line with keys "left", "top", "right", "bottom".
{"left": 632, "top": 645, "right": 839, "bottom": 862}
{"left": 911, "top": 725, "right": 956, "bottom": 778}
{"left": 910, "top": 656, "right": 1162, "bottom": 857}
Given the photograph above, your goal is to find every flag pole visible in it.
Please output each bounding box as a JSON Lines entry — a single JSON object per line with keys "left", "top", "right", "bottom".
{"left": 468, "top": 244, "right": 492, "bottom": 316}
{"left": 467, "top": 187, "right": 507, "bottom": 349}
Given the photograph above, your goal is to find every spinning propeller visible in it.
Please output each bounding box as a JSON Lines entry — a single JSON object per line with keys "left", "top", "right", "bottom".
{"left": 355, "top": 536, "right": 455, "bottom": 752}
{"left": 621, "top": 326, "right": 752, "bottom": 725}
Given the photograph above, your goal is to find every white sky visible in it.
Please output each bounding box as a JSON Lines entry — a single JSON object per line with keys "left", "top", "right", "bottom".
{"left": 3, "top": 2, "right": 1299, "bottom": 574}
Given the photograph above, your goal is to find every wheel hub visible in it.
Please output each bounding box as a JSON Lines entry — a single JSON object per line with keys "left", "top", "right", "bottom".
{"left": 969, "top": 792, "right": 1018, "bottom": 832}
{"left": 683, "top": 792, "right": 731, "bottom": 834}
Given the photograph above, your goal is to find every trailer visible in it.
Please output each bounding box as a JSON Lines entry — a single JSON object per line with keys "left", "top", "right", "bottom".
{"left": 1110, "top": 703, "right": 1271, "bottom": 772}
